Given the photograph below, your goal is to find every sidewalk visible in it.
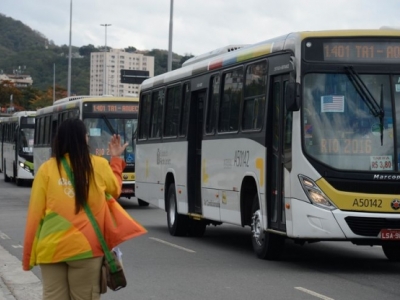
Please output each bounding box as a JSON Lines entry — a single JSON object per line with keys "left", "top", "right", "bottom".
{"left": 0, "top": 244, "right": 42, "bottom": 300}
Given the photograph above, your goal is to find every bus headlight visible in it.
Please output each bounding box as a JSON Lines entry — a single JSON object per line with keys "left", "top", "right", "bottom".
{"left": 298, "top": 175, "right": 336, "bottom": 210}
{"left": 19, "top": 161, "right": 33, "bottom": 174}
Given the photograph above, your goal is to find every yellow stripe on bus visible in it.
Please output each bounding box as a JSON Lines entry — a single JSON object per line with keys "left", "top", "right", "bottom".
{"left": 316, "top": 178, "right": 399, "bottom": 213}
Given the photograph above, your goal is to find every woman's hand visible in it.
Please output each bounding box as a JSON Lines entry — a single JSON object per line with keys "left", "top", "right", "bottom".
{"left": 108, "top": 134, "right": 129, "bottom": 157}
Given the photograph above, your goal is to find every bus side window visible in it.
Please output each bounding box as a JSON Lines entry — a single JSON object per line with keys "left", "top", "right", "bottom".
{"left": 164, "top": 85, "right": 181, "bottom": 137}
{"left": 139, "top": 93, "right": 151, "bottom": 139}
{"left": 179, "top": 82, "right": 190, "bottom": 136}
{"left": 150, "top": 89, "right": 164, "bottom": 138}
{"left": 219, "top": 68, "right": 243, "bottom": 132}
{"left": 69, "top": 109, "right": 79, "bottom": 119}
{"left": 206, "top": 75, "right": 219, "bottom": 134}
{"left": 243, "top": 61, "right": 267, "bottom": 131}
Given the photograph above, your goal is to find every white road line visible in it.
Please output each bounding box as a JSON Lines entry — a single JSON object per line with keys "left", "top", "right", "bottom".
{"left": 149, "top": 237, "right": 196, "bottom": 253}
{"left": 295, "top": 287, "right": 334, "bottom": 300}
{"left": 12, "top": 245, "right": 22, "bottom": 249}
{"left": 0, "top": 231, "right": 10, "bottom": 240}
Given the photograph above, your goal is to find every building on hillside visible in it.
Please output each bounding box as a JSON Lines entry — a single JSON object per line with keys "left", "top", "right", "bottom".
{"left": 90, "top": 48, "right": 155, "bottom": 97}
{"left": 0, "top": 74, "right": 33, "bottom": 88}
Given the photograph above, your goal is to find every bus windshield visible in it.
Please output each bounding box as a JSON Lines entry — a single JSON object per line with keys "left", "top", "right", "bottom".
{"left": 84, "top": 117, "right": 137, "bottom": 166}
{"left": 302, "top": 73, "right": 398, "bottom": 171}
{"left": 19, "top": 127, "right": 34, "bottom": 154}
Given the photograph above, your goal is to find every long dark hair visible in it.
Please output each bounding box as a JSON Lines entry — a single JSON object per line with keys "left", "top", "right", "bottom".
{"left": 53, "top": 118, "right": 94, "bottom": 214}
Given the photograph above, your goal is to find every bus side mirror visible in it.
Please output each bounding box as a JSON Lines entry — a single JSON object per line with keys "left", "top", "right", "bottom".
{"left": 285, "top": 82, "right": 301, "bottom": 111}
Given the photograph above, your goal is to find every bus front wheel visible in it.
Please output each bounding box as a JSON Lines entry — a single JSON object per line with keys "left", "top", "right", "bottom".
{"left": 188, "top": 219, "right": 206, "bottom": 237}
{"left": 167, "top": 183, "right": 189, "bottom": 236}
{"left": 251, "top": 195, "right": 285, "bottom": 260}
{"left": 382, "top": 243, "right": 400, "bottom": 262}
{"left": 138, "top": 199, "right": 149, "bottom": 207}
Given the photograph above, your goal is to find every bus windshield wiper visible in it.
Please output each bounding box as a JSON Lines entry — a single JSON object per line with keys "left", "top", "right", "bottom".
{"left": 345, "top": 66, "right": 384, "bottom": 118}
{"left": 101, "top": 114, "right": 116, "bottom": 135}
{"left": 345, "top": 66, "right": 384, "bottom": 145}
{"left": 379, "top": 84, "right": 384, "bottom": 146}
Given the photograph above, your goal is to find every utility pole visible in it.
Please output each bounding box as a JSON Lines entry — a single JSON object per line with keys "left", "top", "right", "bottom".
{"left": 10, "top": 94, "right": 13, "bottom": 113}
{"left": 168, "top": 0, "right": 174, "bottom": 72}
{"left": 67, "top": 0, "right": 72, "bottom": 97}
{"left": 53, "top": 63, "right": 56, "bottom": 103}
{"left": 100, "top": 24, "right": 111, "bottom": 95}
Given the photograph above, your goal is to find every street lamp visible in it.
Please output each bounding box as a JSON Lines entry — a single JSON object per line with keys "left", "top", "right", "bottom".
{"left": 100, "top": 24, "right": 111, "bottom": 95}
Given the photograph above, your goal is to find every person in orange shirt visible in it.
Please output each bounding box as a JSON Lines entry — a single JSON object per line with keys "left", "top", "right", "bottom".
{"left": 23, "top": 118, "right": 146, "bottom": 300}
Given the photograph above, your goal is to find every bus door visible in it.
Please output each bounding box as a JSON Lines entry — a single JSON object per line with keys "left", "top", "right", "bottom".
{"left": 267, "top": 74, "right": 290, "bottom": 232}
{"left": 14, "top": 125, "right": 19, "bottom": 175}
{"left": 187, "top": 90, "right": 205, "bottom": 214}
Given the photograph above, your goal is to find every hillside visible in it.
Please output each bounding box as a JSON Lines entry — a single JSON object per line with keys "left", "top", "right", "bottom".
{"left": 0, "top": 14, "right": 193, "bottom": 96}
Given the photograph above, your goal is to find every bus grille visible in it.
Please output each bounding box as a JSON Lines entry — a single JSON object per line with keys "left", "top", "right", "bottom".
{"left": 345, "top": 216, "right": 400, "bottom": 237}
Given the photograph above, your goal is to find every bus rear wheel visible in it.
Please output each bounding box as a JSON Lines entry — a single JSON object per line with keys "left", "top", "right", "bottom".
{"left": 251, "top": 195, "right": 285, "bottom": 260}
{"left": 167, "top": 183, "right": 189, "bottom": 236}
{"left": 382, "top": 243, "right": 400, "bottom": 262}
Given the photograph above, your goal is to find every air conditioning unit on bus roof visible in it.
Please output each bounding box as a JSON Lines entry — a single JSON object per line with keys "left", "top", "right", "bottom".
{"left": 380, "top": 26, "right": 400, "bottom": 30}
{"left": 182, "top": 44, "right": 249, "bottom": 67}
{"left": 54, "top": 95, "right": 96, "bottom": 104}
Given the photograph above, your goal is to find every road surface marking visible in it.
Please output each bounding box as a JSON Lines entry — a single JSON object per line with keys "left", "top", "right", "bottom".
{"left": 295, "top": 287, "right": 334, "bottom": 300}
{"left": 12, "top": 245, "right": 23, "bottom": 248}
{"left": 0, "top": 231, "right": 10, "bottom": 240}
{"left": 149, "top": 237, "right": 196, "bottom": 253}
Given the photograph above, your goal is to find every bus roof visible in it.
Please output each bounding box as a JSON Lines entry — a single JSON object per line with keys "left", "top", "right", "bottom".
{"left": 141, "top": 29, "right": 400, "bottom": 91}
{"left": 36, "top": 95, "right": 139, "bottom": 116}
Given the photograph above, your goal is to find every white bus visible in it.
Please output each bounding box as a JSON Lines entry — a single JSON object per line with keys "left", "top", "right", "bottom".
{"left": 136, "top": 29, "right": 400, "bottom": 261}
{"left": 34, "top": 95, "right": 147, "bottom": 205}
{"left": 0, "top": 111, "right": 36, "bottom": 186}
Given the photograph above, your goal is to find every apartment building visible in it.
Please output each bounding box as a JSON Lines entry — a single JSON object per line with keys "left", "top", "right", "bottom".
{"left": 90, "top": 48, "right": 154, "bottom": 97}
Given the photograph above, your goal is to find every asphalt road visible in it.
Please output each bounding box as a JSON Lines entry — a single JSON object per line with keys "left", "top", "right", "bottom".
{"left": 0, "top": 178, "right": 399, "bottom": 300}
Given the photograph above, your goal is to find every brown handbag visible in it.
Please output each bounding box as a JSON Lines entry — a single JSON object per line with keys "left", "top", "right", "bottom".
{"left": 100, "top": 249, "right": 126, "bottom": 293}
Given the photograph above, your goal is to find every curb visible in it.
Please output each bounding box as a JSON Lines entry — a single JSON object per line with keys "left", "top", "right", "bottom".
{"left": 0, "top": 245, "right": 42, "bottom": 300}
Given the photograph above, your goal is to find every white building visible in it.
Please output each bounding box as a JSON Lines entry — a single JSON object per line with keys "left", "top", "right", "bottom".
{"left": 0, "top": 74, "right": 33, "bottom": 88}
{"left": 90, "top": 48, "right": 155, "bottom": 97}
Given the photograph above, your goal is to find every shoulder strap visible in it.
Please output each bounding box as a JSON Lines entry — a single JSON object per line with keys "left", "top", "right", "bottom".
{"left": 60, "top": 157, "right": 118, "bottom": 272}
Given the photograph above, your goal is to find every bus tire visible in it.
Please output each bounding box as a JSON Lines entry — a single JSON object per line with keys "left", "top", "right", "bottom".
{"left": 166, "top": 183, "right": 189, "bottom": 236}
{"left": 382, "top": 243, "right": 400, "bottom": 262}
{"left": 188, "top": 219, "right": 206, "bottom": 237}
{"left": 16, "top": 178, "right": 24, "bottom": 187}
{"left": 138, "top": 199, "right": 149, "bottom": 207}
{"left": 3, "top": 161, "right": 10, "bottom": 182}
{"left": 251, "top": 194, "right": 285, "bottom": 260}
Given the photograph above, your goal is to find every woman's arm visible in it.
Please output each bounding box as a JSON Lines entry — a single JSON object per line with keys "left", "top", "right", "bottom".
{"left": 22, "top": 166, "right": 47, "bottom": 270}
{"left": 103, "top": 135, "right": 128, "bottom": 199}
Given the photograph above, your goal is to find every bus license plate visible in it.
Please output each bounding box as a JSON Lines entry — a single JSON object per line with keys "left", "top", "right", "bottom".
{"left": 381, "top": 229, "right": 400, "bottom": 240}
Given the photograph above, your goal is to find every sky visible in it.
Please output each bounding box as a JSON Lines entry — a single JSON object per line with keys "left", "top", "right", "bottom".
{"left": 2, "top": 0, "right": 400, "bottom": 57}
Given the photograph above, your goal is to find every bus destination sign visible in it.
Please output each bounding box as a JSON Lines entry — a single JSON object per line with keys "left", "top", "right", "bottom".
{"left": 324, "top": 42, "right": 400, "bottom": 62}
{"left": 91, "top": 103, "right": 138, "bottom": 113}
{"left": 304, "top": 39, "right": 400, "bottom": 63}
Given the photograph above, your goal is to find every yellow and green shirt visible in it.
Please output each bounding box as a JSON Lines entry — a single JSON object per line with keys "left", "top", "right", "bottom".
{"left": 23, "top": 155, "right": 146, "bottom": 271}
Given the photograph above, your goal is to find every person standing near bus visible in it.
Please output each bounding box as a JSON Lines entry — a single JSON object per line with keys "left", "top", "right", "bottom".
{"left": 22, "top": 118, "right": 146, "bottom": 300}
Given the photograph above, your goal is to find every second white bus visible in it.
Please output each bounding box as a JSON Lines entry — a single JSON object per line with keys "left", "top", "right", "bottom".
{"left": 0, "top": 111, "right": 36, "bottom": 186}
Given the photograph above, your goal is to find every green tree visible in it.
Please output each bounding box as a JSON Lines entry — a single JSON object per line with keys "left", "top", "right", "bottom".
{"left": 79, "top": 44, "right": 99, "bottom": 57}
{"left": 124, "top": 46, "right": 137, "bottom": 53}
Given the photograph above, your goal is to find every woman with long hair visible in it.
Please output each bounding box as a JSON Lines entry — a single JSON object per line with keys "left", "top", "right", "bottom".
{"left": 23, "top": 118, "right": 146, "bottom": 300}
